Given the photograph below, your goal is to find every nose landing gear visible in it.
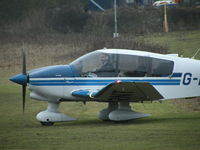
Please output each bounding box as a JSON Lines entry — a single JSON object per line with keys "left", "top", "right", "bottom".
{"left": 36, "top": 102, "right": 76, "bottom": 126}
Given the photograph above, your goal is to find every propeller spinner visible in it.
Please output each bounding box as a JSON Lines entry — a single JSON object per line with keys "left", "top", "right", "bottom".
{"left": 10, "top": 50, "right": 29, "bottom": 112}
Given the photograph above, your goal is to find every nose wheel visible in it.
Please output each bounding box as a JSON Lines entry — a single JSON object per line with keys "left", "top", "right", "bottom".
{"left": 40, "top": 121, "right": 54, "bottom": 126}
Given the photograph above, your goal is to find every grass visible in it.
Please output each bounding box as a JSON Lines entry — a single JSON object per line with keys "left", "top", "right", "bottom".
{"left": 1, "top": 30, "right": 200, "bottom": 150}
{"left": 140, "top": 30, "right": 200, "bottom": 59}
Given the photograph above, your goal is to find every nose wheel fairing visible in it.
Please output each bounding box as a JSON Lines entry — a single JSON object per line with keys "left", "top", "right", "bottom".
{"left": 36, "top": 102, "right": 76, "bottom": 125}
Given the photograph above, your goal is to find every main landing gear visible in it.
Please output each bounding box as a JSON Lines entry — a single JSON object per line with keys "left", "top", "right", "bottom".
{"left": 98, "top": 102, "right": 150, "bottom": 121}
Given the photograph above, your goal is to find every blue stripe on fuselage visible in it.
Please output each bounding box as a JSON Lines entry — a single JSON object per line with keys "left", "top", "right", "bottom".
{"left": 171, "top": 73, "right": 182, "bottom": 77}
{"left": 29, "top": 79, "right": 181, "bottom": 86}
{"left": 29, "top": 72, "right": 182, "bottom": 86}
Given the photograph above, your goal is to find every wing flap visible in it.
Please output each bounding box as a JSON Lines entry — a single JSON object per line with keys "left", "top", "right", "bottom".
{"left": 94, "top": 82, "right": 163, "bottom": 102}
{"left": 72, "top": 82, "right": 163, "bottom": 102}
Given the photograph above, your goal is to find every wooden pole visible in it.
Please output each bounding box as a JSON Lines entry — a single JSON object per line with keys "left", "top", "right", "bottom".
{"left": 163, "top": 4, "right": 169, "bottom": 32}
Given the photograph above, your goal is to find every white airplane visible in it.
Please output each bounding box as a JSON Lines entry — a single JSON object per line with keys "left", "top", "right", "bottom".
{"left": 10, "top": 48, "right": 200, "bottom": 126}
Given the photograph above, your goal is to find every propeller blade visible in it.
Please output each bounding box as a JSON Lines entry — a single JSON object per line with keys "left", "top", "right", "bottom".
{"left": 22, "top": 85, "right": 26, "bottom": 113}
{"left": 22, "top": 49, "right": 27, "bottom": 112}
{"left": 22, "top": 49, "right": 26, "bottom": 75}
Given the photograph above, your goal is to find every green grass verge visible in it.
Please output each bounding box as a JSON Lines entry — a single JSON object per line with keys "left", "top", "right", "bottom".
{"left": 140, "top": 30, "right": 200, "bottom": 59}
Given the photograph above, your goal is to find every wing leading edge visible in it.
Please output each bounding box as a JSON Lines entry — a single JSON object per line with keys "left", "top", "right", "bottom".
{"left": 72, "top": 82, "right": 163, "bottom": 102}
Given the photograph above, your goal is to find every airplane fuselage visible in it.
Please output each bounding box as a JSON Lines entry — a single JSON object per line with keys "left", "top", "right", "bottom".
{"left": 28, "top": 49, "right": 200, "bottom": 103}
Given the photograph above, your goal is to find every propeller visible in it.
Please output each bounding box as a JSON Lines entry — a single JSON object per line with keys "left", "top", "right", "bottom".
{"left": 22, "top": 49, "right": 27, "bottom": 113}
{"left": 10, "top": 49, "right": 29, "bottom": 113}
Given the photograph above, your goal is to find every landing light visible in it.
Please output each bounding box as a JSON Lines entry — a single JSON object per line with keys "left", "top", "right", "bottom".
{"left": 116, "top": 80, "right": 121, "bottom": 84}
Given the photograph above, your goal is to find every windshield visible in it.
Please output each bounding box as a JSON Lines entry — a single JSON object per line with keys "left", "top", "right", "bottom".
{"left": 69, "top": 51, "right": 117, "bottom": 77}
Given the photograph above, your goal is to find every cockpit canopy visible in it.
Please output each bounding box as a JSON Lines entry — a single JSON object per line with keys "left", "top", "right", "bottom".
{"left": 69, "top": 50, "right": 174, "bottom": 77}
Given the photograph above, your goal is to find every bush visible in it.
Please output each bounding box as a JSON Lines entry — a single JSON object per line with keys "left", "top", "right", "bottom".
{"left": 83, "top": 7, "right": 164, "bottom": 36}
{"left": 84, "top": 7, "right": 200, "bottom": 35}
{"left": 46, "top": 7, "right": 90, "bottom": 33}
{"left": 83, "top": 12, "right": 113, "bottom": 36}
{"left": 117, "top": 7, "right": 163, "bottom": 34}
{"left": 168, "top": 8, "right": 200, "bottom": 31}
{"left": 0, "top": 0, "right": 29, "bottom": 25}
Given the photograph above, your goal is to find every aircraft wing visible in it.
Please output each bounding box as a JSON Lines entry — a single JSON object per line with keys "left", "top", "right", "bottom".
{"left": 72, "top": 82, "right": 163, "bottom": 102}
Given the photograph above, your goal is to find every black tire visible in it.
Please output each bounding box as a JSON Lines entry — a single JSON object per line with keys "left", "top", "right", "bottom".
{"left": 40, "top": 121, "right": 54, "bottom": 126}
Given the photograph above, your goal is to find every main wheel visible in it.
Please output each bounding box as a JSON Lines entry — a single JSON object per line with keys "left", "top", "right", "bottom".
{"left": 40, "top": 121, "right": 54, "bottom": 126}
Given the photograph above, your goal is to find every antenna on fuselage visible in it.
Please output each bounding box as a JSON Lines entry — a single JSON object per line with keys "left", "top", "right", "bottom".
{"left": 191, "top": 48, "right": 200, "bottom": 59}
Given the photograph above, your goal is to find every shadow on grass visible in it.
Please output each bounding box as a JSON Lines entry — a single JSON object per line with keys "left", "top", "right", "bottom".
{"left": 49, "top": 115, "right": 200, "bottom": 127}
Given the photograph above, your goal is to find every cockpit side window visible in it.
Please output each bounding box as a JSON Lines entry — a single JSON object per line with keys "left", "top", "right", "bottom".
{"left": 150, "top": 58, "right": 174, "bottom": 77}
{"left": 93, "top": 53, "right": 117, "bottom": 77}
{"left": 117, "top": 54, "right": 174, "bottom": 77}
{"left": 118, "top": 54, "right": 149, "bottom": 77}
